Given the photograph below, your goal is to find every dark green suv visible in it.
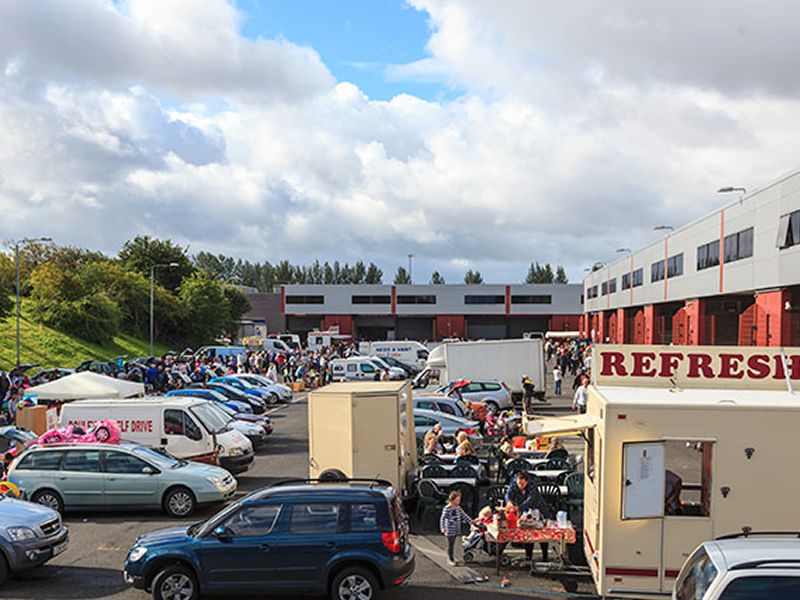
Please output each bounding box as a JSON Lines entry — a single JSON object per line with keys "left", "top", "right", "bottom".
{"left": 123, "top": 479, "right": 414, "bottom": 600}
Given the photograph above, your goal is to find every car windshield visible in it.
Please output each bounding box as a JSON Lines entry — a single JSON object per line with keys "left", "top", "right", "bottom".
{"left": 133, "top": 446, "right": 187, "bottom": 469}
{"left": 675, "top": 547, "right": 718, "bottom": 600}
{"left": 371, "top": 357, "right": 389, "bottom": 369}
{"left": 217, "top": 404, "right": 236, "bottom": 416}
{"left": 214, "top": 384, "right": 247, "bottom": 400}
{"left": 190, "top": 403, "right": 231, "bottom": 434}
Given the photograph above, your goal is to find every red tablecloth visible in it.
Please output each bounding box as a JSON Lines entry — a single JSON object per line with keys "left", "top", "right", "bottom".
{"left": 487, "top": 523, "right": 576, "bottom": 544}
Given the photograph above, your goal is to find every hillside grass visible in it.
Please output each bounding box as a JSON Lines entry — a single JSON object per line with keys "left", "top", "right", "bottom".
{"left": 0, "top": 303, "right": 170, "bottom": 370}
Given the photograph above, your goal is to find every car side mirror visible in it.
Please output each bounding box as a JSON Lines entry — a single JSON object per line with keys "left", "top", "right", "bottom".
{"left": 213, "top": 525, "right": 232, "bottom": 542}
{"left": 142, "top": 466, "right": 159, "bottom": 475}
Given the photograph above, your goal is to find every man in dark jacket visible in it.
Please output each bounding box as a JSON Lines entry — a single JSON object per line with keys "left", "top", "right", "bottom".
{"left": 505, "top": 472, "right": 554, "bottom": 562}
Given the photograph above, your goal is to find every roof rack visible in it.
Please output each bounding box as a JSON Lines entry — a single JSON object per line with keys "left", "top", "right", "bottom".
{"left": 717, "top": 530, "right": 800, "bottom": 540}
{"left": 730, "top": 560, "right": 800, "bottom": 571}
{"left": 267, "top": 478, "right": 394, "bottom": 489}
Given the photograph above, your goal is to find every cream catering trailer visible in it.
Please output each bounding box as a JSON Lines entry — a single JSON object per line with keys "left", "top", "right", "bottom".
{"left": 524, "top": 344, "right": 800, "bottom": 599}
{"left": 307, "top": 381, "right": 417, "bottom": 498}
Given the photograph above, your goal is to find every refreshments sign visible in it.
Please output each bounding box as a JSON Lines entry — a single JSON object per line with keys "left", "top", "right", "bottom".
{"left": 594, "top": 344, "right": 800, "bottom": 390}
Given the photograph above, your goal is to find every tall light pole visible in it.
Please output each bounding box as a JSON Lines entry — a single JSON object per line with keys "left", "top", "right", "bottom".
{"left": 407, "top": 254, "right": 414, "bottom": 284}
{"left": 653, "top": 225, "right": 674, "bottom": 233}
{"left": 13, "top": 237, "right": 52, "bottom": 368}
{"left": 150, "top": 262, "right": 179, "bottom": 357}
{"left": 718, "top": 186, "right": 746, "bottom": 195}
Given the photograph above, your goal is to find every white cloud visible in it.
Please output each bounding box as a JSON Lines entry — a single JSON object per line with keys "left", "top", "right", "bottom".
{"left": 1, "top": 0, "right": 800, "bottom": 283}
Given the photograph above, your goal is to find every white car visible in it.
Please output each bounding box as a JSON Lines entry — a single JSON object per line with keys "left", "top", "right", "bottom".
{"left": 369, "top": 356, "right": 406, "bottom": 380}
{"left": 674, "top": 536, "right": 800, "bottom": 600}
{"left": 403, "top": 408, "right": 482, "bottom": 445}
{"left": 235, "top": 374, "right": 293, "bottom": 403}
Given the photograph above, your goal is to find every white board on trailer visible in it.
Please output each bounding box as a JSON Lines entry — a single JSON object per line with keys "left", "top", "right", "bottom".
{"left": 444, "top": 339, "right": 545, "bottom": 393}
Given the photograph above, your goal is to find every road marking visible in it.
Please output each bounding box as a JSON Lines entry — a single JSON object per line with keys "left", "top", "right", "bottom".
{"left": 97, "top": 544, "right": 123, "bottom": 552}
{"left": 265, "top": 394, "right": 307, "bottom": 415}
{"left": 410, "top": 534, "right": 486, "bottom": 584}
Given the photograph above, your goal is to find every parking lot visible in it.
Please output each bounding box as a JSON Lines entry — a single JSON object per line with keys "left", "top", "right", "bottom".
{"left": 1, "top": 387, "right": 597, "bottom": 600}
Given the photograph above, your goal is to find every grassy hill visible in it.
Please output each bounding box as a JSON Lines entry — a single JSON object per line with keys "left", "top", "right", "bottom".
{"left": 0, "top": 305, "right": 170, "bottom": 370}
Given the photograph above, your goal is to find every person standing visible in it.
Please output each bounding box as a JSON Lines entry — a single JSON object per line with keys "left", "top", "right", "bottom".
{"left": 552, "top": 365, "right": 563, "bottom": 396}
{"left": 440, "top": 491, "right": 473, "bottom": 566}
{"left": 573, "top": 376, "right": 589, "bottom": 413}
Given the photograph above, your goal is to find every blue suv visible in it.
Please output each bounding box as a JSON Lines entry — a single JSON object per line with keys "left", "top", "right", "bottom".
{"left": 124, "top": 479, "right": 414, "bottom": 600}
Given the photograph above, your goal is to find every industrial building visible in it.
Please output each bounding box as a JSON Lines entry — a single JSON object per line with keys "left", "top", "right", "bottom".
{"left": 280, "top": 283, "right": 583, "bottom": 341}
{"left": 581, "top": 168, "right": 800, "bottom": 346}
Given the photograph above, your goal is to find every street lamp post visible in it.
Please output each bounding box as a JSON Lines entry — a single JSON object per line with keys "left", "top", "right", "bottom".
{"left": 150, "top": 262, "right": 179, "bottom": 357}
{"left": 407, "top": 254, "right": 414, "bottom": 284}
{"left": 653, "top": 225, "right": 674, "bottom": 232}
{"left": 718, "top": 186, "right": 746, "bottom": 194}
{"left": 13, "top": 237, "right": 52, "bottom": 368}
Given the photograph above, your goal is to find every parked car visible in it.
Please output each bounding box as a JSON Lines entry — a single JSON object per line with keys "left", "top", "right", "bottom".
{"left": 369, "top": 357, "right": 406, "bottom": 380}
{"left": 209, "top": 376, "right": 281, "bottom": 407}
{"left": 199, "top": 381, "right": 267, "bottom": 414}
{"left": 410, "top": 395, "right": 472, "bottom": 419}
{"left": 0, "top": 426, "right": 37, "bottom": 455}
{"left": 123, "top": 479, "right": 414, "bottom": 600}
{"left": 379, "top": 355, "right": 419, "bottom": 377}
{"left": 674, "top": 536, "right": 800, "bottom": 600}
{"left": 0, "top": 496, "right": 69, "bottom": 584}
{"left": 166, "top": 388, "right": 252, "bottom": 415}
{"left": 404, "top": 408, "right": 482, "bottom": 443}
{"left": 8, "top": 442, "right": 237, "bottom": 518}
{"left": 437, "top": 379, "right": 513, "bottom": 412}
{"left": 234, "top": 373, "right": 293, "bottom": 403}
{"left": 215, "top": 403, "right": 273, "bottom": 437}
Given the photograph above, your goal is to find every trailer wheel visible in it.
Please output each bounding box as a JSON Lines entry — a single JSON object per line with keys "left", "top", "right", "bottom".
{"left": 319, "top": 469, "right": 347, "bottom": 482}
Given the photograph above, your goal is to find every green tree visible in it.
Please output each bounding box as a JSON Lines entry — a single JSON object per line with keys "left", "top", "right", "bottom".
{"left": 178, "top": 272, "right": 231, "bottom": 347}
{"left": 464, "top": 269, "right": 484, "bottom": 284}
{"left": 365, "top": 262, "right": 383, "bottom": 284}
{"left": 526, "top": 262, "right": 555, "bottom": 283}
{"left": 118, "top": 235, "right": 193, "bottom": 291}
{"left": 430, "top": 271, "right": 445, "bottom": 284}
{"left": 394, "top": 266, "right": 412, "bottom": 284}
{"left": 555, "top": 266, "right": 569, "bottom": 284}
{"left": 222, "top": 285, "right": 251, "bottom": 337}
{"left": 273, "top": 260, "right": 294, "bottom": 285}
{"left": 193, "top": 252, "right": 237, "bottom": 282}
{"left": 0, "top": 254, "right": 15, "bottom": 319}
{"left": 351, "top": 261, "right": 366, "bottom": 284}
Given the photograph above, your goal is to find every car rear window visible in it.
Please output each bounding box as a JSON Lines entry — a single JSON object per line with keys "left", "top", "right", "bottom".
{"left": 17, "top": 451, "right": 63, "bottom": 471}
{"left": 290, "top": 503, "right": 340, "bottom": 534}
{"left": 719, "top": 576, "right": 800, "bottom": 599}
{"left": 483, "top": 383, "right": 501, "bottom": 391}
{"left": 62, "top": 450, "right": 101, "bottom": 473}
{"left": 349, "top": 503, "right": 379, "bottom": 532}
{"left": 675, "top": 547, "right": 718, "bottom": 600}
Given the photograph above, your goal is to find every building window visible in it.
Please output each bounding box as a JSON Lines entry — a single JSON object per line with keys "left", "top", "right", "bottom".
{"left": 621, "top": 273, "right": 631, "bottom": 290}
{"left": 609, "top": 278, "right": 616, "bottom": 293}
{"left": 464, "top": 295, "right": 505, "bottom": 305}
{"left": 667, "top": 253, "right": 684, "bottom": 277}
{"left": 511, "top": 295, "right": 552, "bottom": 304}
{"left": 777, "top": 210, "right": 800, "bottom": 249}
{"left": 632, "top": 268, "right": 643, "bottom": 287}
{"left": 285, "top": 295, "right": 324, "bottom": 304}
{"left": 601, "top": 282, "right": 608, "bottom": 296}
{"left": 697, "top": 239, "right": 720, "bottom": 270}
{"left": 352, "top": 295, "right": 391, "bottom": 304}
{"left": 651, "top": 260, "right": 665, "bottom": 282}
{"left": 586, "top": 285, "right": 598, "bottom": 299}
{"left": 397, "top": 295, "right": 436, "bottom": 304}
{"left": 724, "top": 227, "right": 754, "bottom": 263}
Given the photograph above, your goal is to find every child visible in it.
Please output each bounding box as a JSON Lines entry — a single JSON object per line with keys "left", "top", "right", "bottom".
{"left": 440, "top": 491, "right": 473, "bottom": 566}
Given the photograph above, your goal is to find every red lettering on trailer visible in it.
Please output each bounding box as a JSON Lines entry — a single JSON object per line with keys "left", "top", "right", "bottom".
{"left": 718, "top": 354, "right": 745, "bottom": 379}
{"left": 630, "top": 352, "right": 657, "bottom": 377}
{"left": 658, "top": 352, "right": 683, "bottom": 378}
{"left": 600, "top": 351, "right": 627, "bottom": 376}
{"left": 687, "top": 354, "right": 715, "bottom": 378}
{"left": 746, "top": 355, "right": 771, "bottom": 379}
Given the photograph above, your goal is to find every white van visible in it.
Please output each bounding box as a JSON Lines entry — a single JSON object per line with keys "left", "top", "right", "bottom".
{"left": 365, "top": 341, "right": 429, "bottom": 370}
{"left": 60, "top": 397, "right": 254, "bottom": 474}
{"left": 195, "top": 346, "right": 247, "bottom": 361}
{"left": 261, "top": 338, "right": 291, "bottom": 353}
{"left": 330, "top": 357, "right": 382, "bottom": 382}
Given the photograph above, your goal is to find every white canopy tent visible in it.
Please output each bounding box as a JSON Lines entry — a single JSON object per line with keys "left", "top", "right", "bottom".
{"left": 26, "top": 372, "right": 145, "bottom": 401}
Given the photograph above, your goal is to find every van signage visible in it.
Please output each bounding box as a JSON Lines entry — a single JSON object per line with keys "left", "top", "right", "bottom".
{"left": 67, "top": 418, "right": 154, "bottom": 433}
{"left": 594, "top": 344, "right": 800, "bottom": 390}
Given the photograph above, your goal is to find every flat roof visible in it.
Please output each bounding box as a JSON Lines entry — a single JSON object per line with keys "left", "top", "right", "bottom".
{"left": 313, "top": 381, "right": 409, "bottom": 395}
{"left": 595, "top": 385, "right": 800, "bottom": 409}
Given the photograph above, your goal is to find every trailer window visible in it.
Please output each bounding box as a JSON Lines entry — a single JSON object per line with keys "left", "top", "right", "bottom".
{"left": 664, "top": 440, "right": 713, "bottom": 518}
{"left": 586, "top": 428, "right": 596, "bottom": 482}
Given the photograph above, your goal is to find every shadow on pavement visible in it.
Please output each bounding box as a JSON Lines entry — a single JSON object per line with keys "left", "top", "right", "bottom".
{"left": 3, "top": 565, "right": 127, "bottom": 599}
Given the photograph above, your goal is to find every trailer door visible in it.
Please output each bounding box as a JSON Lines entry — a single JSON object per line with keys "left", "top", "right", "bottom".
{"left": 622, "top": 443, "right": 665, "bottom": 520}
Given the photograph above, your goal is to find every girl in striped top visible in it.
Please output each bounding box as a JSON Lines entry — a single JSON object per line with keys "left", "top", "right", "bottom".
{"left": 440, "top": 491, "right": 474, "bottom": 566}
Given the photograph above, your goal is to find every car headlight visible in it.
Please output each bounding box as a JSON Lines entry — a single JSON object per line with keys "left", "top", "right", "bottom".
{"left": 227, "top": 446, "right": 244, "bottom": 457}
{"left": 7, "top": 527, "right": 37, "bottom": 541}
{"left": 128, "top": 546, "right": 147, "bottom": 562}
{"left": 206, "top": 476, "right": 226, "bottom": 489}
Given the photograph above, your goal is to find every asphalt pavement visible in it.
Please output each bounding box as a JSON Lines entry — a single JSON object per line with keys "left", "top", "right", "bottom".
{"left": 0, "top": 381, "right": 597, "bottom": 600}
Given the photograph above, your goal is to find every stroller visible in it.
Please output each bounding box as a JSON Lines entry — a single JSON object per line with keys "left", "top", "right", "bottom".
{"left": 461, "top": 509, "right": 512, "bottom": 567}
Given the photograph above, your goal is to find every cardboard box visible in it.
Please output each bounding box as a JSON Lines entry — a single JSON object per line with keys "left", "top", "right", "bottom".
{"left": 16, "top": 405, "right": 54, "bottom": 435}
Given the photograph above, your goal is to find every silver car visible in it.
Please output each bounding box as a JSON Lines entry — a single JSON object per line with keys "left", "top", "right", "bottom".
{"left": 437, "top": 380, "right": 513, "bottom": 412}
{"left": 0, "top": 496, "right": 68, "bottom": 583}
{"left": 406, "top": 408, "right": 482, "bottom": 445}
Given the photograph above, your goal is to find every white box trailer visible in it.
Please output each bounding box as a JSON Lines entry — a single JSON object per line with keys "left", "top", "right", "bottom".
{"left": 307, "top": 381, "right": 417, "bottom": 498}
{"left": 414, "top": 338, "right": 545, "bottom": 397}
{"left": 524, "top": 344, "right": 800, "bottom": 598}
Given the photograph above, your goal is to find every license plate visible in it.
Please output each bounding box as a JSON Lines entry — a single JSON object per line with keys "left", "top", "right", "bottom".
{"left": 53, "top": 540, "right": 68, "bottom": 556}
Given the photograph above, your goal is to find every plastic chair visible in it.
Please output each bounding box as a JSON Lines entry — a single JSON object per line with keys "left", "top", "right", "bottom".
{"left": 564, "top": 472, "right": 584, "bottom": 507}
{"left": 544, "top": 458, "right": 571, "bottom": 471}
{"left": 447, "top": 482, "right": 477, "bottom": 517}
{"left": 546, "top": 447, "right": 569, "bottom": 461}
{"left": 485, "top": 485, "right": 507, "bottom": 510}
{"left": 488, "top": 445, "right": 508, "bottom": 483}
{"left": 503, "top": 458, "right": 532, "bottom": 481}
{"left": 455, "top": 454, "right": 480, "bottom": 466}
{"left": 420, "top": 453, "right": 443, "bottom": 466}
{"left": 537, "top": 482, "right": 563, "bottom": 512}
{"left": 421, "top": 464, "right": 448, "bottom": 479}
{"left": 415, "top": 480, "right": 447, "bottom": 530}
{"left": 451, "top": 464, "right": 478, "bottom": 479}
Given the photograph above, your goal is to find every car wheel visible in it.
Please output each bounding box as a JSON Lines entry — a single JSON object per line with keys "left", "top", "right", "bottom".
{"left": 151, "top": 564, "right": 198, "bottom": 600}
{"left": 330, "top": 566, "right": 379, "bottom": 600}
{"left": 0, "top": 553, "right": 8, "bottom": 585}
{"left": 31, "top": 489, "right": 64, "bottom": 514}
{"left": 486, "top": 401, "right": 500, "bottom": 413}
{"left": 319, "top": 469, "right": 347, "bottom": 482}
{"left": 163, "top": 487, "right": 196, "bottom": 518}
{"left": 270, "top": 392, "right": 280, "bottom": 404}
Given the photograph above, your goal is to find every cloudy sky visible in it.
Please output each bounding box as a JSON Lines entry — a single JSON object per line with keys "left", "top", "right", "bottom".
{"left": 1, "top": 0, "right": 798, "bottom": 284}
